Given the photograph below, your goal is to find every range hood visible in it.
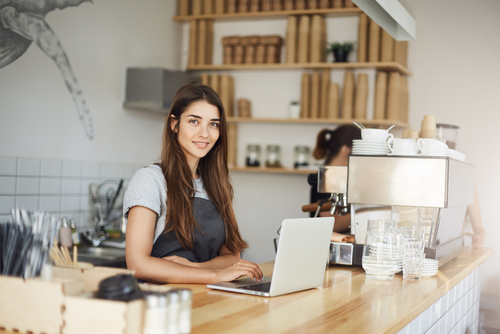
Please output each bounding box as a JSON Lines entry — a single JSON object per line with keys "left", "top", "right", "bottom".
{"left": 351, "top": 0, "right": 416, "bottom": 41}
{"left": 123, "top": 68, "right": 198, "bottom": 114}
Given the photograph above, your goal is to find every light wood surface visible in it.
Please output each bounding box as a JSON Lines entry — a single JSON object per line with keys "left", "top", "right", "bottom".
{"left": 172, "top": 7, "right": 362, "bottom": 21}
{"left": 170, "top": 247, "right": 493, "bottom": 334}
{"left": 187, "top": 62, "right": 412, "bottom": 76}
{"left": 225, "top": 117, "right": 410, "bottom": 128}
{"left": 0, "top": 248, "right": 492, "bottom": 334}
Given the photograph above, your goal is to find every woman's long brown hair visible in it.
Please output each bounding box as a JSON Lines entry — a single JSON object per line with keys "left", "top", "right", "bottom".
{"left": 159, "top": 82, "right": 248, "bottom": 254}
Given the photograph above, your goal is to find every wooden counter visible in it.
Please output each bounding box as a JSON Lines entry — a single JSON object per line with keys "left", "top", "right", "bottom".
{"left": 0, "top": 247, "right": 492, "bottom": 334}
{"left": 169, "top": 247, "right": 493, "bottom": 334}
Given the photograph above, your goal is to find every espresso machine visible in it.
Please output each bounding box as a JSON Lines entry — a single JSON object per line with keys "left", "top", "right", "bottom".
{"left": 313, "top": 155, "right": 475, "bottom": 267}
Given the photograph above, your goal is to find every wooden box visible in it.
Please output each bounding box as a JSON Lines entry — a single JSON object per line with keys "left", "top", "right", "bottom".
{"left": 0, "top": 275, "right": 84, "bottom": 334}
{"left": 63, "top": 295, "right": 143, "bottom": 334}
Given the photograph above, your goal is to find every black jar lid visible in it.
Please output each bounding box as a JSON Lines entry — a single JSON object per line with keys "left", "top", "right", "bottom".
{"left": 97, "top": 274, "right": 144, "bottom": 302}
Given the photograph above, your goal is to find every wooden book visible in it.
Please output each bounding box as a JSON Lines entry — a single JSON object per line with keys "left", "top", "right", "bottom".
{"left": 380, "top": 29, "right": 394, "bottom": 62}
{"left": 234, "top": 44, "right": 245, "bottom": 64}
{"left": 206, "top": 20, "right": 213, "bottom": 64}
{"left": 341, "top": 71, "right": 354, "bottom": 119}
{"left": 227, "top": 0, "right": 237, "bottom": 13}
{"left": 220, "top": 74, "right": 231, "bottom": 115}
{"left": 197, "top": 20, "right": 207, "bottom": 65}
{"left": 344, "top": 0, "right": 355, "bottom": 7}
{"left": 178, "top": 0, "right": 189, "bottom": 16}
{"left": 354, "top": 73, "right": 368, "bottom": 119}
{"left": 319, "top": 0, "right": 330, "bottom": 9}
{"left": 308, "top": 0, "right": 318, "bottom": 9}
{"left": 387, "top": 71, "right": 401, "bottom": 120}
{"left": 357, "top": 13, "right": 368, "bottom": 62}
{"left": 310, "top": 15, "right": 322, "bottom": 63}
{"left": 244, "top": 45, "right": 256, "bottom": 63}
{"left": 297, "top": 15, "right": 311, "bottom": 63}
{"left": 262, "top": 0, "right": 272, "bottom": 11}
{"left": 239, "top": 0, "right": 249, "bottom": 12}
{"left": 209, "top": 74, "right": 220, "bottom": 93}
{"left": 285, "top": 16, "right": 298, "bottom": 63}
{"left": 320, "top": 69, "right": 330, "bottom": 118}
{"left": 238, "top": 99, "right": 252, "bottom": 117}
{"left": 192, "top": 0, "right": 203, "bottom": 15}
{"left": 265, "top": 45, "right": 280, "bottom": 63}
{"left": 284, "top": 0, "right": 294, "bottom": 10}
{"left": 250, "top": 0, "right": 261, "bottom": 11}
{"left": 400, "top": 75, "right": 409, "bottom": 122}
{"left": 229, "top": 75, "right": 235, "bottom": 116}
{"left": 394, "top": 41, "right": 408, "bottom": 67}
{"left": 328, "top": 83, "right": 339, "bottom": 118}
{"left": 301, "top": 72, "right": 311, "bottom": 118}
{"left": 227, "top": 124, "right": 237, "bottom": 167}
{"left": 255, "top": 44, "right": 266, "bottom": 63}
{"left": 321, "top": 16, "right": 327, "bottom": 62}
{"left": 296, "top": 0, "right": 306, "bottom": 10}
{"left": 204, "top": 0, "right": 214, "bottom": 14}
{"left": 273, "top": 0, "right": 283, "bottom": 10}
{"left": 332, "top": 0, "right": 341, "bottom": 7}
{"left": 215, "top": 0, "right": 226, "bottom": 14}
{"left": 189, "top": 20, "right": 198, "bottom": 66}
{"left": 373, "top": 71, "right": 388, "bottom": 119}
{"left": 223, "top": 46, "right": 234, "bottom": 64}
{"left": 368, "top": 18, "right": 380, "bottom": 62}
{"left": 200, "top": 73, "right": 209, "bottom": 86}
{"left": 310, "top": 70, "right": 321, "bottom": 118}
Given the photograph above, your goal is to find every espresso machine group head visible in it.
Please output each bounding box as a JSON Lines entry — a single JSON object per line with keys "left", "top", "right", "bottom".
{"left": 308, "top": 166, "right": 349, "bottom": 218}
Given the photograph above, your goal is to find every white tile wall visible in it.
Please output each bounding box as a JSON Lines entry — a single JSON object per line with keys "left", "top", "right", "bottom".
{"left": 397, "top": 267, "right": 483, "bottom": 334}
{"left": 0, "top": 156, "right": 144, "bottom": 229}
{"left": 0, "top": 157, "right": 16, "bottom": 175}
{"left": 0, "top": 177, "right": 16, "bottom": 195}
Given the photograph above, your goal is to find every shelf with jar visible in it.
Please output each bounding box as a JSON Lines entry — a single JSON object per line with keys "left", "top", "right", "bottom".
{"left": 175, "top": 0, "right": 362, "bottom": 21}
{"left": 184, "top": 12, "right": 410, "bottom": 75}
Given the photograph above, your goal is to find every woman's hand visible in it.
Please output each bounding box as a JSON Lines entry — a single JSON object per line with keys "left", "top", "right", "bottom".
{"left": 472, "top": 228, "right": 486, "bottom": 249}
{"left": 214, "top": 259, "right": 264, "bottom": 283}
{"left": 162, "top": 255, "right": 201, "bottom": 268}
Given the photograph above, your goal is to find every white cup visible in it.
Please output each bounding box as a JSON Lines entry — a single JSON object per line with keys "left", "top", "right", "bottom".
{"left": 417, "top": 138, "right": 448, "bottom": 156}
{"left": 387, "top": 138, "right": 419, "bottom": 156}
{"left": 361, "top": 129, "right": 394, "bottom": 142}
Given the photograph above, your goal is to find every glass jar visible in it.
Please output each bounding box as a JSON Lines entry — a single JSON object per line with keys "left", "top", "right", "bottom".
{"left": 362, "top": 220, "right": 401, "bottom": 281}
{"left": 294, "top": 146, "right": 310, "bottom": 169}
{"left": 245, "top": 144, "right": 261, "bottom": 167}
{"left": 265, "top": 145, "right": 282, "bottom": 168}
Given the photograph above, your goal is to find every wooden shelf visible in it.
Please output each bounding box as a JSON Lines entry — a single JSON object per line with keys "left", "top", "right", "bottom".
{"left": 229, "top": 166, "right": 316, "bottom": 175}
{"left": 226, "top": 117, "right": 410, "bottom": 128}
{"left": 187, "top": 62, "right": 412, "bottom": 76}
{"left": 173, "top": 8, "right": 363, "bottom": 21}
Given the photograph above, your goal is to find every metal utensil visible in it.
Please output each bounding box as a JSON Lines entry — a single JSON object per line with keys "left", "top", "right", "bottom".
{"left": 352, "top": 121, "right": 366, "bottom": 130}
{"left": 387, "top": 124, "right": 396, "bottom": 131}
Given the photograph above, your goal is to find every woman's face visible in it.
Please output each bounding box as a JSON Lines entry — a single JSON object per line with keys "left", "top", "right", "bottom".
{"left": 171, "top": 100, "right": 221, "bottom": 167}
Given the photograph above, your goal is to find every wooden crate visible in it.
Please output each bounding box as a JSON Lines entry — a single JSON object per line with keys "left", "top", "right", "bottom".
{"left": 52, "top": 266, "right": 134, "bottom": 292}
{"left": 63, "top": 295, "right": 144, "bottom": 334}
{"left": 0, "top": 275, "right": 84, "bottom": 334}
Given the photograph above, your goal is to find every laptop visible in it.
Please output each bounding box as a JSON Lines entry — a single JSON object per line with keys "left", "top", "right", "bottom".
{"left": 207, "top": 217, "right": 334, "bottom": 297}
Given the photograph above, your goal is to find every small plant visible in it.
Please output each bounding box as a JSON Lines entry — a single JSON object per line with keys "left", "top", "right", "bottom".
{"left": 326, "top": 41, "right": 355, "bottom": 62}
{"left": 290, "top": 100, "right": 299, "bottom": 105}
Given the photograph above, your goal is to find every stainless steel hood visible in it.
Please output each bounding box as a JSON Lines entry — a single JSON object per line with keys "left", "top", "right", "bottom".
{"left": 351, "top": 0, "right": 416, "bottom": 41}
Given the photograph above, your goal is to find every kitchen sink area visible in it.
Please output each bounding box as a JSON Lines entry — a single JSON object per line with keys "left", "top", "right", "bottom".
{"left": 70, "top": 246, "right": 126, "bottom": 268}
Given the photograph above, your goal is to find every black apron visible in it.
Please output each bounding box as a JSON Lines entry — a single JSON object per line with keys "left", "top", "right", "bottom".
{"left": 151, "top": 197, "right": 226, "bottom": 262}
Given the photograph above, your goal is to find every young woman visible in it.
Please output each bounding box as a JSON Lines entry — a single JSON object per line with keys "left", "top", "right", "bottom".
{"left": 310, "top": 125, "right": 361, "bottom": 235}
{"left": 123, "top": 82, "right": 263, "bottom": 284}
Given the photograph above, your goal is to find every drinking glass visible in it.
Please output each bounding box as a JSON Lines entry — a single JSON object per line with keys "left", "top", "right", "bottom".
{"left": 362, "top": 220, "right": 400, "bottom": 280}
{"left": 401, "top": 226, "right": 426, "bottom": 280}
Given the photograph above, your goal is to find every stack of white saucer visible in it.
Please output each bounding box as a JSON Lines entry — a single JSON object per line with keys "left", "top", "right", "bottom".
{"left": 352, "top": 139, "right": 391, "bottom": 155}
{"left": 422, "top": 258, "right": 439, "bottom": 277}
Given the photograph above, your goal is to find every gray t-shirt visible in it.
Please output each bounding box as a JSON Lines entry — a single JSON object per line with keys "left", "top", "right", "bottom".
{"left": 123, "top": 165, "right": 226, "bottom": 262}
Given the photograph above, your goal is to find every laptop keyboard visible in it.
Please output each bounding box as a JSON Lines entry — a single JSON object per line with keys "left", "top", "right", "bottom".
{"left": 236, "top": 282, "right": 271, "bottom": 293}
